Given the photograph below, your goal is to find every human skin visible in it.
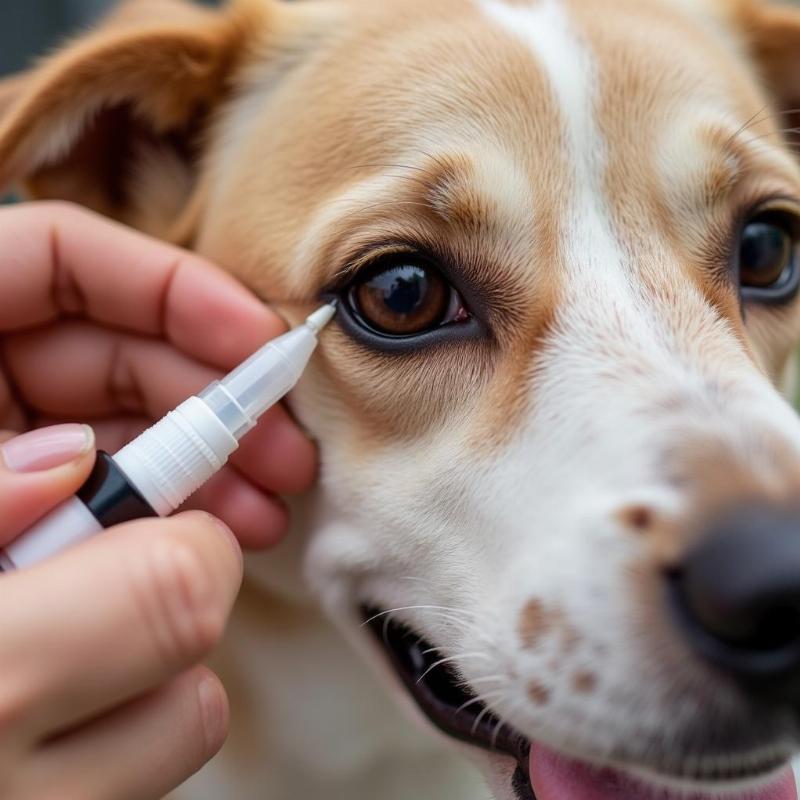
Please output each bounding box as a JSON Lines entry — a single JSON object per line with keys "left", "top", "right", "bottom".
{"left": 0, "top": 201, "right": 317, "bottom": 799}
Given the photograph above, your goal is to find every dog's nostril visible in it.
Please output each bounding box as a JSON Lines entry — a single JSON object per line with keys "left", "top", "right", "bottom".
{"left": 668, "top": 504, "right": 800, "bottom": 700}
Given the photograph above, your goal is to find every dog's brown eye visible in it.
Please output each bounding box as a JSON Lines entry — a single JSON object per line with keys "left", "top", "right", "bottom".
{"left": 349, "top": 258, "right": 468, "bottom": 337}
{"left": 739, "top": 213, "right": 797, "bottom": 294}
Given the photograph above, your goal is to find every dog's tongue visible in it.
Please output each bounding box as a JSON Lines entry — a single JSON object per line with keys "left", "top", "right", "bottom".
{"left": 528, "top": 744, "right": 798, "bottom": 800}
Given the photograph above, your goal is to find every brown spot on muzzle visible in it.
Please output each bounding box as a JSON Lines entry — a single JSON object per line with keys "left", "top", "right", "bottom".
{"left": 518, "top": 599, "right": 581, "bottom": 653}
{"left": 617, "top": 504, "right": 654, "bottom": 533}
{"left": 519, "top": 599, "right": 550, "bottom": 649}
{"left": 527, "top": 681, "right": 551, "bottom": 705}
{"left": 573, "top": 671, "right": 597, "bottom": 694}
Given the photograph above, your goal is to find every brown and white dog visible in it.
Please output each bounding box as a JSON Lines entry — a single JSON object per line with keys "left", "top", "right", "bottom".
{"left": 6, "top": 0, "right": 800, "bottom": 798}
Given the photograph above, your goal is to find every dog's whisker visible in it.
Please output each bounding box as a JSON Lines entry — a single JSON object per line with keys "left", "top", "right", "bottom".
{"left": 419, "top": 645, "right": 492, "bottom": 661}
{"left": 455, "top": 689, "right": 507, "bottom": 716}
{"left": 408, "top": 611, "right": 493, "bottom": 634}
{"left": 725, "top": 104, "right": 769, "bottom": 146}
{"left": 416, "top": 652, "right": 490, "bottom": 684}
{"left": 366, "top": 602, "right": 487, "bottom": 624}
{"left": 739, "top": 127, "right": 800, "bottom": 148}
{"left": 490, "top": 718, "right": 508, "bottom": 751}
{"left": 361, "top": 605, "right": 473, "bottom": 626}
{"left": 382, "top": 615, "right": 392, "bottom": 644}
{"left": 471, "top": 703, "right": 498, "bottom": 737}
{"left": 467, "top": 675, "right": 507, "bottom": 686}
{"left": 725, "top": 104, "right": 800, "bottom": 150}
{"left": 363, "top": 606, "right": 495, "bottom": 647}
{"left": 389, "top": 586, "right": 493, "bottom": 623}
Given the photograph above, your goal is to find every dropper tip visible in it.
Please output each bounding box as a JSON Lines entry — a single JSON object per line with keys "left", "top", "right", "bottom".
{"left": 305, "top": 301, "right": 338, "bottom": 335}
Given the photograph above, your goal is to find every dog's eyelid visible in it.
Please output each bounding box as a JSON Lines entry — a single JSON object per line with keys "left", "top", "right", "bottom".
{"left": 325, "top": 241, "right": 421, "bottom": 292}
{"left": 742, "top": 195, "right": 800, "bottom": 223}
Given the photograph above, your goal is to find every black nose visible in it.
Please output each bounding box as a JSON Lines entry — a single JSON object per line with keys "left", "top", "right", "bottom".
{"left": 669, "top": 504, "right": 800, "bottom": 700}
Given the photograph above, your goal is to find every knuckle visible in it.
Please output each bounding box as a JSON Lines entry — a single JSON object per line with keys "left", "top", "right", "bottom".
{"left": 32, "top": 199, "right": 83, "bottom": 221}
{"left": 131, "top": 535, "right": 225, "bottom": 670}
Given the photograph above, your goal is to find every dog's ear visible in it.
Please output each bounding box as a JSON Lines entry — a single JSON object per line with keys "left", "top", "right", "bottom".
{"left": 0, "top": 0, "right": 270, "bottom": 241}
{"left": 738, "top": 2, "right": 800, "bottom": 128}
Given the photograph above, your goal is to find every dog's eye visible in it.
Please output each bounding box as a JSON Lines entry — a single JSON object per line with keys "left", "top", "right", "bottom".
{"left": 739, "top": 211, "right": 800, "bottom": 301}
{"left": 348, "top": 256, "right": 469, "bottom": 337}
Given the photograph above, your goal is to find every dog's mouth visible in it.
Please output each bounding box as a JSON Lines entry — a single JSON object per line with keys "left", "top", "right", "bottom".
{"left": 363, "top": 606, "right": 530, "bottom": 763}
{"left": 363, "top": 607, "right": 798, "bottom": 800}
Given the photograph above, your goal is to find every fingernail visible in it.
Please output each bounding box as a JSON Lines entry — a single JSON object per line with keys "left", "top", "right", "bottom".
{"left": 1, "top": 424, "right": 94, "bottom": 473}
{"left": 197, "top": 674, "right": 229, "bottom": 757}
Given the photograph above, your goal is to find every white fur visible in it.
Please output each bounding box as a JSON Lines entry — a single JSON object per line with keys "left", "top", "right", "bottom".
{"left": 304, "top": 0, "right": 800, "bottom": 791}
{"left": 181, "top": 1, "right": 800, "bottom": 798}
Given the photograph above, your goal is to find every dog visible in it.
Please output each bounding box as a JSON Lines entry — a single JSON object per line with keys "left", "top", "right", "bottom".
{"left": 5, "top": 0, "right": 800, "bottom": 797}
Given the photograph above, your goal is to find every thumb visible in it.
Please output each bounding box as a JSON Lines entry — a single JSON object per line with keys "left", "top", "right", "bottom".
{"left": 0, "top": 424, "right": 96, "bottom": 543}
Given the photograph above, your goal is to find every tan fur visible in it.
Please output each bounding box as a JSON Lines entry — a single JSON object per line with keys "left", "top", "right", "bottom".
{"left": 0, "top": 0, "right": 272, "bottom": 235}
{"left": 5, "top": 1, "right": 800, "bottom": 798}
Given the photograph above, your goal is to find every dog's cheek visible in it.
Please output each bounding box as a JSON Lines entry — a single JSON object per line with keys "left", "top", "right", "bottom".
{"left": 743, "top": 301, "right": 800, "bottom": 388}
{"left": 473, "top": 751, "right": 521, "bottom": 800}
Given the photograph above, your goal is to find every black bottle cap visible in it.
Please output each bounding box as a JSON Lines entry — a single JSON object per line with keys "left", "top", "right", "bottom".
{"left": 77, "top": 451, "right": 158, "bottom": 528}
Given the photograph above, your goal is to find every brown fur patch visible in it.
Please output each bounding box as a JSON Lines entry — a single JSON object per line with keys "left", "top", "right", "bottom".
{"left": 572, "top": 671, "right": 597, "bottom": 694}
{"left": 527, "top": 681, "right": 551, "bottom": 706}
{"left": 518, "top": 599, "right": 550, "bottom": 650}
{"left": 617, "top": 505, "right": 654, "bottom": 533}
{"left": 519, "top": 598, "right": 580, "bottom": 655}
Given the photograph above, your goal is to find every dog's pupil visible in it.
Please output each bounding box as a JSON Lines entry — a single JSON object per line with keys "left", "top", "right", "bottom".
{"left": 740, "top": 221, "right": 792, "bottom": 288}
{"left": 354, "top": 261, "right": 450, "bottom": 335}
{"left": 380, "top": 266, "right": 428, "bottom": 315}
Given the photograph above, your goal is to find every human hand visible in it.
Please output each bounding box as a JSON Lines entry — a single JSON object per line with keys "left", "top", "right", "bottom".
{"left": 0, "top": 201, "right": 317, "bottom": 548}
{"left": 0, "top": 424, "right": 242, "bottom": 798}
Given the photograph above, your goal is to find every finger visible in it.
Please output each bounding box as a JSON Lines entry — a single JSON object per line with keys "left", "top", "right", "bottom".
{"left": 0, "top": 511, "right": 241, "bottom": 741}
{"left": 0, "top": 425, "right": 96, "bottom": 542}
{"left": 30, "top": 667, "right": 228, "bottom": 800}
{"left": 182, "top": 469, "right": 290, "bottom": 549}
{"left": 0, "top": 202, "right": 284, "bottom": 368}
{"left": 32, "top": 416, "right": 292, "bottom": 549}
{"left": 7, "top": 321, "right": 318, "bottom": 493}
{"left": 32, "top": 417, "right": 152, "bottom": 454}
{"left": 79, "top": 417, "right": 150, "bottom": 454}
{"left": 4, "top": 321, "right": 218, "bottom": 418}
{"left": 234, "top": 404, "right": 318, "bottom": 495}
{"left": 0, "top": 369, "right": 28, "bottom": 432}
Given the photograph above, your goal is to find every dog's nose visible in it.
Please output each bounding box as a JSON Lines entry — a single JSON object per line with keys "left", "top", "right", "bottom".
{"left": 669, "top": 504, "right": 800, "bottom": 700}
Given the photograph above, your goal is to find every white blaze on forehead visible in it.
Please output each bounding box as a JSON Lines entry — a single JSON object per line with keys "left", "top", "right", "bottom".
{"left": 477, "top": 0, "right": 625, "bottom": 285}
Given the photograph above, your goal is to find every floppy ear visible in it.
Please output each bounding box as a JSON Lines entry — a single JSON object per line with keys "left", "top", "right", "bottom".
{"left": 738, "top": 1, "right": 800, "bottom": 132}
{"left": 0, "top": 0, "right": 268, "bottom": 240}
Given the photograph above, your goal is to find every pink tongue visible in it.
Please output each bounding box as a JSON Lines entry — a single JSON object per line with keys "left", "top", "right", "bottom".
{"left": 529, "top": 744, "right": 798, "bottom": 800}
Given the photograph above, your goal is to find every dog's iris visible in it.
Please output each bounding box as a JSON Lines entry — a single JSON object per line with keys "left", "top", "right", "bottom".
{"left": 739, "top": 213, "right": 797, "bottom": 292}
{"left": 351, "top": 259, "right": 451, "bottom": 335}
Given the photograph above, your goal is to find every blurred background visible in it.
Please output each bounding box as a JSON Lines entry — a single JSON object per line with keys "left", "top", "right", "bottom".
{"left": 0, "top": 0, "right": 217, "bottom": 77}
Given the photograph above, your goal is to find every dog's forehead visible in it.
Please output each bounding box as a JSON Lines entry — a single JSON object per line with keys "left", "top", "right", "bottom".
{"left": 204, "top": 0, "right": 789, "bottom": 303}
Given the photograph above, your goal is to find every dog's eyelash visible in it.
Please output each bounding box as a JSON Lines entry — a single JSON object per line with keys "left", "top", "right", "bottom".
{"left": 328, "top": 241, "right": 420, "bottom": 289}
